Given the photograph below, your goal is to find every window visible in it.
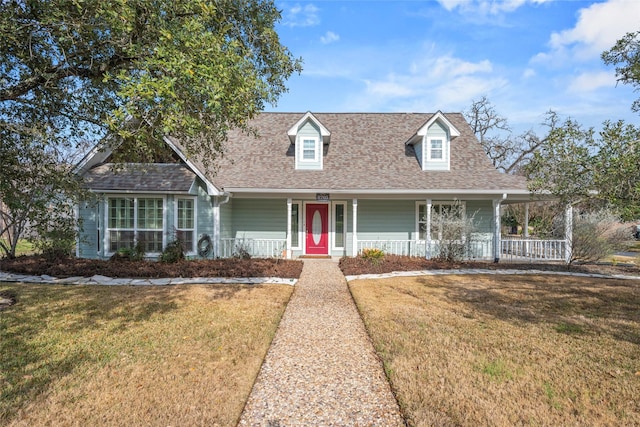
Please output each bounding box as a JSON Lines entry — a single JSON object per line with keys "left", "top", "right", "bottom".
{"left": 107, "top": 197, "right": 164, "bottom": 253}
{"left": 430, "top": 139, "right": 443, "bottom": 160}
{"left": 417, "top": 202, "right": 464, "bottom": 240}
{"left": 176, "top": 198, "right": 195, "bottom": 253}
{"left": 290, "top": 203, "right": 300, "bottom": 249}
{"left": 333, "top": 202, "right": 346, "bottom": 249}
{"left": 302, "top": 138, "right": 318, "bottom": 161}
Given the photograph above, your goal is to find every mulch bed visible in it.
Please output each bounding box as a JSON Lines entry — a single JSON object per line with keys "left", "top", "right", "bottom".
{"left": 0, "top": 256, "right": 304, "bottom": 279}
{"left": 339, "top": 254, "right": 640, "bottom": 277}
{"left": 2, "top": 254, "right": 638, "bottom": 280}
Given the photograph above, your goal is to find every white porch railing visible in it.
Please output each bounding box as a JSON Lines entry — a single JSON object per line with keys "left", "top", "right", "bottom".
{"left": 220, "top": 238, "right": 286, "bottom": 259}
{"left": 500, "top": 238, "right": 566, "bottom": 262}
{"left": 357, "top": 238, "right": 494, "bottom": 261}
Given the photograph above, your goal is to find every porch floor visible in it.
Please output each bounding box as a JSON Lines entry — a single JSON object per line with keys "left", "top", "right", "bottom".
{"left": 238, "top": 259, "right": 404, "bottom": 426}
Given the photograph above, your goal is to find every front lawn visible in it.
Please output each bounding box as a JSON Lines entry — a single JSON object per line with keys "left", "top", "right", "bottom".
{"left": 350, "top": 274, "right": 640, "bottom": 426}
{"left": 0, "top": 283, "right": 292, "bottom": 426}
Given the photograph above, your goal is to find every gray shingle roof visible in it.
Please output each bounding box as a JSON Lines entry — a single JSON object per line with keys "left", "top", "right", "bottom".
{"left": 83, "top": 163, "right": 196, "bottom": 193}
{"left": 211, "top": 112, "right": 528, "bottom": 193}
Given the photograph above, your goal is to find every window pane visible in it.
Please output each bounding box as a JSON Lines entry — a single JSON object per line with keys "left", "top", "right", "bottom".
{"left": 138, "top": 198, "right": 163, "bottom": 229}
{"left": 334, "top": 204, "right": 344, "bottom": 248}
{"left": 109, "top": 198, "right": 134, "bottom": 229}
{"left": 176, "top": 230, "right": 194, "bottom": 252}
{"left": 138, "top": 230, "right": 163, "bottom": 253}
{"left": 303, "top": 139, "right": 316, "bottom": 160}
{"left": 418, "top": 204, "right": 427, "bottom": 240}
{"left": 291, "top": 204, "right": 299, "bottom": 247}
{"left": 177, "top": 199, "right": 194, "bottom": 229}
{"left": 431, "top": 139, "right": 443, "bottom": 160}
{"left": 109, "top": 230, "right": 134, "bottom": 252}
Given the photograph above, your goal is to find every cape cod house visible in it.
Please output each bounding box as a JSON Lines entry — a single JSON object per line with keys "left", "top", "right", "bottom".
{"left": 75, "top": 111, "right": 568, "bottom": 261}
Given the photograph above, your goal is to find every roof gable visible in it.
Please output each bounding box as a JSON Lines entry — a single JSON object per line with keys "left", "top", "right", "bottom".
{"left": 287, "top": 111, "right": 331, "bottom": 145}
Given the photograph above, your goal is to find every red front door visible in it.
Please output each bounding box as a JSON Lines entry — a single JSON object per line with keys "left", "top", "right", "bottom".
{"left": 305, "top": 204, "right": 329, "bottom": 255}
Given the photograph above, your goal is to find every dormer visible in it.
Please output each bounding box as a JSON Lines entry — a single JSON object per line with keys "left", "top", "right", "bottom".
{"left": 406, "top": 111, "right": 460, "bottom": 171}
{"left": 288, "top": 112, "right": 331, "bottom": 170}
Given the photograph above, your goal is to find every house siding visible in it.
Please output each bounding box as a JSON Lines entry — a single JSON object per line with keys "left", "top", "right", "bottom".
{"left": 77, "top": 200, "right": 99, "bottom": 259}
{"left": 232, "top": 198, "right": 287, "bottom": 239}
{"left": 414, "top": 141, "right": 423, "bottom": 169}
{"left": 424, "top": 121, "right": 449, "bottom": 171}
{"left": 357, "top": 200, "right": 416, "bottom": 241}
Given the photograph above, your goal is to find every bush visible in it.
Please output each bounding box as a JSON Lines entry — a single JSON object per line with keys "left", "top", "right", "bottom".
{"left": 361, "top": 248, "right": 385, "bottom": 265}
{"left": 110, "top": 240, "right": 145, "bottom": 262}
{"left": 431, "top": 202, "right": 477, "bottom": 262}
{"left": 31, "top": 216, "right": 77, "bottom": 261}
{"left": 569, "top": 208, "right": 628, "bottom": 264}
{"left": 160, "top": 239, "right": 185, "bottom": 263}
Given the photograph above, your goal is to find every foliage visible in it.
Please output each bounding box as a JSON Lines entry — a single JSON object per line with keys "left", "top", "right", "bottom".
{"left": 31, "top": 214, "right": 78, "bottom": 261}
{"left": 233, "top": 240, "right": 252, "bottom": 259}
{"left": 602, "top": 31, "right": 640, "bottom": 113}
{"left": 0, "top": 0, "right": 302, "bottom": 165}
{"left": 568, "top": 208, "right": 629, "bottom": 264}
{"left": 431, "top": 203, "right": 477, "bottom": 262}
{"left": 361, "top": 248, "right": 385, "bottom": 265}
{"left": 160, "top": 239, "right": 185, "bottom": 263}
{"left": 0, "top": 139, "right": 86, "bottom": 259}
{"left": 110, "top": 241, "right": 145, "bottom": 261}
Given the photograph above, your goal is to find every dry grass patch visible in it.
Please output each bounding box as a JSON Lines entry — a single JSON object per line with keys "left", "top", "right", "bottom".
{"left": 350, "top": 274, "right": 640, "bottom": 426}
{"left": 0, "top": 283, "right": 292, "bottom": 426}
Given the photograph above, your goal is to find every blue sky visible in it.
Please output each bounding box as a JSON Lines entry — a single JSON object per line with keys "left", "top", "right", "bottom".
{"left": 268, "top": 0, "right": 640, "bottom": 135}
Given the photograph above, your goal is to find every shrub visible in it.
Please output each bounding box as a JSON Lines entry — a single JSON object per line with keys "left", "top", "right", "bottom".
{"left": 160, "top": 239, "right": 185, "bottom": 263}
{"left": 431, "top": 202, "right": 477, "bottom": 262}
{"left": 361, "top": 248, "right": 385, "bottom": 265}
{"left": 110, "top": 240, "right": 145, "bottom": 261}
{"left": 569, "top": 208, "right": 628, "bottom": 264}
{"left": 31, "top": 215, "right": 77, "bottom": 261}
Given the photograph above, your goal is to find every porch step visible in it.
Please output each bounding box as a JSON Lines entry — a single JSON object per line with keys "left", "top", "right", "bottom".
{"left": 298, "top": 255, "right": 332, "bottom": 259}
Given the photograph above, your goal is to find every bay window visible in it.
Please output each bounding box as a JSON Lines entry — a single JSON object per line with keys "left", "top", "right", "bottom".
{"left": 107, "top": 197, "right": 164, "bottom": 253}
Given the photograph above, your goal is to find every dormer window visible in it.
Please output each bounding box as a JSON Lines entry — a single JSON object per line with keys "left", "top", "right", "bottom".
{"left": 302, "top": 137, "right": 319, "bottom": 162}
{"left": 288, "top": 112, "right": 331, "bottom": 171}
{"left": 406, "top": 111, "right": 459, "bottom": 172}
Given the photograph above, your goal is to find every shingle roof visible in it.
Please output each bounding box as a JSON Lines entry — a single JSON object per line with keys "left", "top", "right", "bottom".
{"left": 211, "top": 112, "right": 528, "bottom": 193}
{"left": 83, "top": 163, "right": 196, "bottom": 193}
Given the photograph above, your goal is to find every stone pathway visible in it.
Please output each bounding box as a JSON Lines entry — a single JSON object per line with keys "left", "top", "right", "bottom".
{"left": 238, "top": 259, "right": 405, "bottom": 426}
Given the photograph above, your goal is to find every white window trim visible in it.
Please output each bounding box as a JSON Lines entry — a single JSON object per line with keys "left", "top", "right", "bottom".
{"left": 331, "top": 201, "right": 347, "bottom": 251}
{"left": 299, "top": 136, "right": 320, "bottom": 163}
{"left": 105, "top": 195, "right": 167, "bottom": 256}
{"left": 415, "top": 201, "right": 466, "bottom": 242}
{"left": 291, "top": 200, "right": 302, "bottom": 250}
{"left": 426, "top": 136, "right": 447, "bottom": 163}
{"left": 174, "top": 196, "right": 197, "bottom": 255}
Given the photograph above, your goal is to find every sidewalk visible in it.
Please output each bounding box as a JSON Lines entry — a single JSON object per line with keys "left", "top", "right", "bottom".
{"left": 238, "top": 259, "right": 405, "bottom": 426}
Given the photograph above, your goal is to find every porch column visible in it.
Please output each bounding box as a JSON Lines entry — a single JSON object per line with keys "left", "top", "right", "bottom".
{"left": 565, "top": 204, "right": 573, "bottom": 264}
{"left": 213, "top": 197, "right": 220, "bottom": 259}
{"left": 286, "top": 198, "right": 292, "bottom": 259}
{"left": 524, "top": 203, "right": 530, "bottom": 238}
{"left": 425, "top": 199, "right": 432, "bottom": 259}
{"left": 352, "top": 199, "right": 358, "bottom": 256}
{"left": 493, "top": 198, "right": 503, "bottom": 262}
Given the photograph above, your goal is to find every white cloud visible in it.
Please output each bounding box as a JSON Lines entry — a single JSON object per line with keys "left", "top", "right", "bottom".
{"left": 567, "top": 71, "right": 616, "bottom": 93}
{"left": 283, "top": 3, "right": 320, "bottom": 27}
{"left": 544, "top": 0, "right": 640, "bottom": 62}
{"left": 522, "top": 68, "right": 536, "bottom": 79}
{"left": 438, "top": 0, "right": 552, "bottom": 15}
{"left": 320, "top": 31, "right": 340, "bottom": 45}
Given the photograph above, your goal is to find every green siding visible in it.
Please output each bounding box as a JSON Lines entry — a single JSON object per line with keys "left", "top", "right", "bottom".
{"left": 195, "top": 182, "right": 214, "bottom": 242}
{"left": 425, "top": 120, "right": 449, "bottom": 171}
{"left": 357, "top": 200, "right": 416, "bottom": 241}
{"left": 414, "top": 141, "right": 423, "bottom": 169}
{"left": 232, "top": 198, "right": 287, "bottom": 239}
{"left": 466, "top": 200, "right": 494, "bottom": 233}
{"left": 220, "top": 198, "right": 233, "bottom": 239}
{"left": 77, "top": 200, "right": 99, "bottom": 259}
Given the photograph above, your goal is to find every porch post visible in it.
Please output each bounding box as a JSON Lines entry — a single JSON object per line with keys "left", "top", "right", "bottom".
{"left": 524, "top": 203, "right": 529, "bottom": 238}
{"left": 213, "top": 197, "right": 220, "bottom": 259}
{"left": 286, "top": 198, "right": 292, "bottom": 259}
{"left": 493, "top": 198, "right": 503, "bottom": 262}
{"left": 425, "top": 199, "right": 432, "bottom": 259}
{"left": 352, "top": 199, "right": 358, "bottom": 256}
{"left": 565, "top": 204, "right": 573, "bottom": 264}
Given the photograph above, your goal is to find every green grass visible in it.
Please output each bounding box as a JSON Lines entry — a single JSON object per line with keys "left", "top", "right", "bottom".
{"left": 0, "top": 239, "right": 37, "bottom": 257}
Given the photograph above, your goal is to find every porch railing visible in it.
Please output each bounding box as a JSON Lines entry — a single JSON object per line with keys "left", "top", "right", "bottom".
{"left": 500, "top": 238, "right": 566, "bottom": 262}
{"left": 219, "top": 238, "right": 286, "bottom": 259}
{"left": 357, "top": 238, "right": 494, "bottom": 261}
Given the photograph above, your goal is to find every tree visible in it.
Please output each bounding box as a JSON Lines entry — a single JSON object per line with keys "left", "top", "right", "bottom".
{"left": 0, "top": 0, "right": 302, "bottom": 165}
{"left": 464, "top": 96, "right": 547, "bottom": 174}
{"left": 0, "top": 136, "right": 85, "bottom": 259}
{"left": 602, "top": 31, "right": 640, "bottom": 113}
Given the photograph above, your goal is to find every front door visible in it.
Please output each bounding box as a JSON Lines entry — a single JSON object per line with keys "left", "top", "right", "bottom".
{"left": 305, "top": 204, "right": 329, "bottom": 255}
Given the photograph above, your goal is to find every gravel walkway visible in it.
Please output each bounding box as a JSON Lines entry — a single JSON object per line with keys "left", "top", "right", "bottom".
{"left": 238, "top": 259, "right": 405, "bottom": 426}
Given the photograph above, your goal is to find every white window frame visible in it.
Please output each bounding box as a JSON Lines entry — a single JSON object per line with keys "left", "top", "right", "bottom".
{"left": 416, "top": 201, "right": 465, "bottom": 241}
{"left": 175, "top": 196, "right": 197, "bottom": 255}
{"left": 290, "top": 201, "right": 302, "bottom": 250}
{"left": 426, "top": 137, "right": 446, "bottom": 162}
{"left": 106, "top": 195, "right": 167, "bottom": 255}
{"left": 331, "top": 201, "right": 347, "bottom": 250}
{"left": 300, "top": 136, "right": 320, "bottom": 163}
